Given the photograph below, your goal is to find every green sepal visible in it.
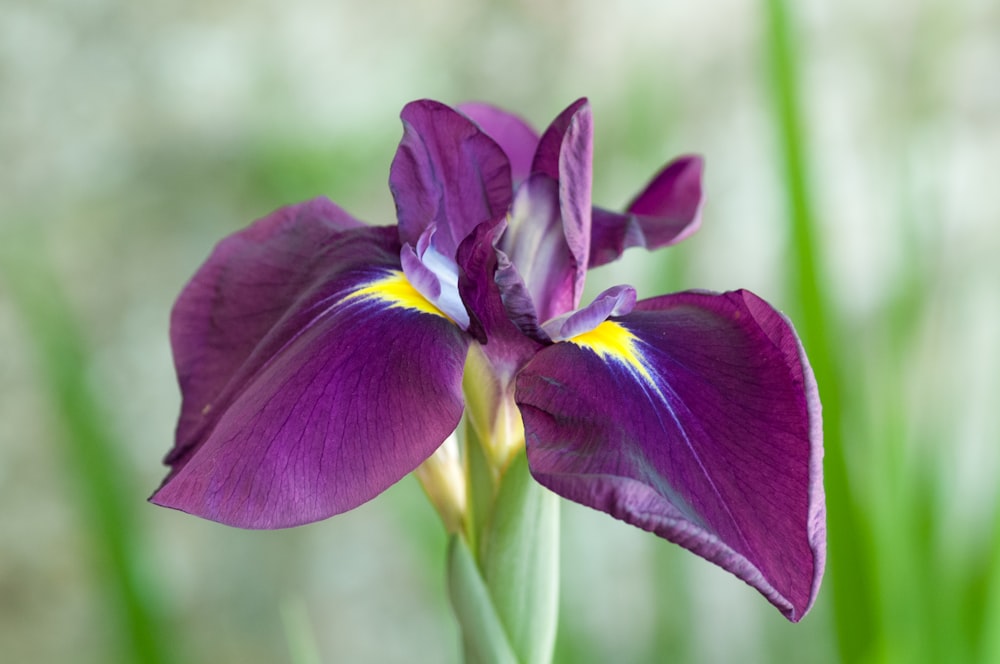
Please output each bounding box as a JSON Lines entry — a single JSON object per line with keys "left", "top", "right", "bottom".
{"left": 480, "top": 450, "right": 560, "bottom": 664}
{"left": 447, "top": 535, "right": 519, "bottom": 664}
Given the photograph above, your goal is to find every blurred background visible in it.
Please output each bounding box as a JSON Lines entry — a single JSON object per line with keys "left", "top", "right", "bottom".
{"left": 2, "top": 0, "right": 998, "bottom": 662}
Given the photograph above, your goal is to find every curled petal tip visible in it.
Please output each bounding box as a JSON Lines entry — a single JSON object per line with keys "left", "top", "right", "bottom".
{"left": 590, "top": 154, "right": 706, "bottom": 268}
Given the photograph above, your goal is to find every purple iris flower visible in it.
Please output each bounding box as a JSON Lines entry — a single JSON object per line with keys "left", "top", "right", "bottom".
{"left": 152, "top": 98, "right": 825, "bottom": 621}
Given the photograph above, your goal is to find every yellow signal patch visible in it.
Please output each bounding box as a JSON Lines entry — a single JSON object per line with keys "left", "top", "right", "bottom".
{"left": 341, "top": 270, "right": 449, "bottom": 320}
{"left": 568, "top": 320, "right": 654, "bottom": 384}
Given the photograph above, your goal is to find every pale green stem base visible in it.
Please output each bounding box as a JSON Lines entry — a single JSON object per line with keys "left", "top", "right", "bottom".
{"left": 447, "top": 450, "right": 560, "bottom": 664}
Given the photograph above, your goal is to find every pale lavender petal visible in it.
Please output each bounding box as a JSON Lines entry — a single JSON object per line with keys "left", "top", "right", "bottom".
{"left": 541, "top": 285, "right": 637, "bottom": 341}
{"left": 458, "top": 102, "right": 539, "bottom": 184}
{"left": 155, "top": 208, "right": 470, "bottom": 528}
{"left": 390, "top": 100, "right": 512, "bottom": 258}
{"left": 400, "top": 242, "right": 441, "bottom": 299}
{"left": 590, "top": 155, "right": 704, "bottom": 267}
{"left": 517, "top": 289, "right": 825, "bottom": 621}
{"left": 400, "top": 226, "right": 471, "bottom": 328}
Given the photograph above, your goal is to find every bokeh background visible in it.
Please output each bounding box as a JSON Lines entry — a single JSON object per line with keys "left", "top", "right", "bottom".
{"left": 2, "top": 0, "right": 998, "bottom": 662}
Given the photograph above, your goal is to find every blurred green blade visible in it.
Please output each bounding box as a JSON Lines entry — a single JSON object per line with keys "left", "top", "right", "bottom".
{"left": 0, "top": 236, "right": 175, "bottom": 664}
{"left": 447, "top": 535, "right": 520, "bottom": 664}
{"left": 762, "top": 0, "right": 877, "bottom": 659}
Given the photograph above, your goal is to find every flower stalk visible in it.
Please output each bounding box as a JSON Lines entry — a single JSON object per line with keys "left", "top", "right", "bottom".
{"left": 441, "top": 342, "right": 560, "bottom": 664}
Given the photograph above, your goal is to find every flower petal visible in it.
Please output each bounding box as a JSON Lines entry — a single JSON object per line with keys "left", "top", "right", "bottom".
{"left": 456, "top": 217, "right": 544, "bottom": 376}
{"left": 458, "top": 102, "right": 539, "bottom": 184}
{"left": 168, "top": 197, "right": 365, "bottom": 456}
{"left": 517, "top": 289, "right": 825, "bottom": 621}
{"left": 534, "top": 98, "right": 594, "bottom": 294}
{"left": 503, "top": 174, "right": 571, "bottom": 323}
{"left": 589, "top": 155, "right": 704, "bottom": 267}
{"left": 400, "top": 225, "right": 471, "bottom": 328}
{"left": 390, "top": 99, "right": 513, "bottom": 258}
{"left": 541, "top": 284, "right": 637, "bottom": 341}
{"left": 502, "top": 99, "right": 594, "bottom": 321}
{"left": 155, "top": 206, "right": 470, "bottom": 528}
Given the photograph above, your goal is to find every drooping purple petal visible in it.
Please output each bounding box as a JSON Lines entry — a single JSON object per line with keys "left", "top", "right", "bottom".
{"left": 589, "top": 155, "right": 705, "bottom": 267}
{"left": 458, "top": 102, "right": 539, "bottom": 184}
{"left": 517, "top": 289, "right": 825, "bottom": 621}
{"left": 390, "top": 100, "right": 513, "bottom": 258}
{"left": 168, "top": 197, "right": 365, "bottom": 455}
{"left": 155, "top": 203, "right": 470, "bottom": 528}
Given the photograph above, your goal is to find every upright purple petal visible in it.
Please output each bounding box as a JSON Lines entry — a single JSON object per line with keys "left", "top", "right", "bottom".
{"left": 155, "top": 205, "right": 470, "bottom": 527}
{"left": 517, "top": 289, "right": 825, "bottom": 621}
{"left": 503, "top": 175, "right": 571, "bottom": 323}
{"left": 458, "top": 102, "right": 539, "bottom": 184}
{"left": 531, "top": 98, "right": 590, "bottom": 181}
{"left": 390, "top": 100, "right": 513, "bottom": 258}
{"left": 555, "top": 101, "right": 594, "bottom": 306}
{"left": 533, "top": 99, "right": 593, "bottom": 297}
{"left": 590, "top": 155, "right": 704, "bottom": 267}
{"left": 502, "top": 100, "right": 593, "bottom": 321}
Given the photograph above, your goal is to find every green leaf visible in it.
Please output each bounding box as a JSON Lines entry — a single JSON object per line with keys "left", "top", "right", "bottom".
{"left": 447, "top": 535, "right": 519, "bottom": 664}
{"left": 480, "top": 451, "right": 560, "bottom": 664}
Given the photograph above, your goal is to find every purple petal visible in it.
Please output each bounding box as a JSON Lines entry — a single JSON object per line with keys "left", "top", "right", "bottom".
{"left": 531, "top": 98, "right": 590, "bottom": 180}
{"left": 456, "top": 217, "right": 544, "bottom": 377}
{"left": 555, "top": 101, "right": 594, "bottom": 307}
{"left": 458, "top": 102, "right": 539, "bottom": 184}
{"left": 400, "top": 226, "right": 471, "bottom": 328}
{"left": 589, "top": 155, "right": 705, "bottom": 267}
{"left": 534, "top": 99, "right": 594, "bottom": 298}
{"left": 168, "top": 197, "right": 366, "bottom": 455}
{"left": 155, "top": 206, "right": 470, "bottom": 528}
{"left": 390, "top": 100, "right": 513, "bottom": 259}
{"left": 517, "top": 289, "right": 825, "bottom": 621}
{"left": 503, "top": 175, "right": 572, "bottom": 323}
{"left": 502, "top": 100, "right": 594, "bottom": 321}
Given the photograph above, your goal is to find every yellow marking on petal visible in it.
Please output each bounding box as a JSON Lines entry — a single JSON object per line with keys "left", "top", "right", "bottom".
{"left": 568, "top": 320, "right": 654, "bottom": 384}
{"left": 341, "top": 270, "right": 450, "bottom": 320}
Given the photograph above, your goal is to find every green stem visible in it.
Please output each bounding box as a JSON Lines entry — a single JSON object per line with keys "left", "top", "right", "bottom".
{"left": 449, "top": 345, "right": 561, "bottom": 663}
{"left": 448, "top": 535, "right": 520, "bottom": 664}
{"left": 479, "top": 452, "right": 560, "bottom": 664}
